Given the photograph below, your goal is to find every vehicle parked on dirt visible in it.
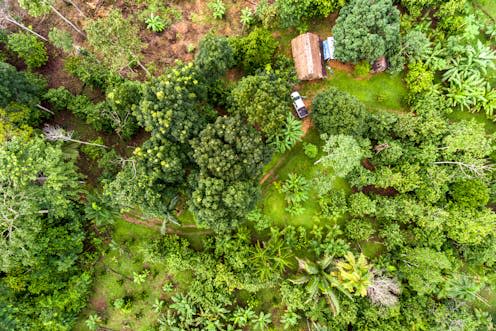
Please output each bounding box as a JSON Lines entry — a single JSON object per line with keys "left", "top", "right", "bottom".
{"left": 291, "top": 91, "right": 309, "bottom": 119}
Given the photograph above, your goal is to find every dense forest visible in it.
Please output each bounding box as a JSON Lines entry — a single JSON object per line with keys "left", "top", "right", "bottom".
{"left": 1, "top": 0, "right": 496, "bottom": 330}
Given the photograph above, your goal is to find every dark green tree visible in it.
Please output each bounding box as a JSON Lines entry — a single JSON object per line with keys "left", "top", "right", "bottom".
{"left": 0, "top": 136, "right": 90, "bottom": 329}
{"left": 229, "top": 71, "right": 291, "bottom": 137}
{"left": 229, "top": 28, "right": 278, "bottom": 74}
{"left": 333, "top": 0, "right": 400, "bottom": 64}
{"left": 195, "top": 34, "right": 234, "bottom": 81}
{"left": 190, "top": 116, "right": 268, "bottom": 230}
{"left": 312, "top": 87, "right": 371, "bottom": 136}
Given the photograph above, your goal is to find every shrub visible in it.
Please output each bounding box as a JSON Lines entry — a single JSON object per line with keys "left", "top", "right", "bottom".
{"left": 303, "top": 142, "right": 318, "bottom": 158}
{"left": 48, "top": 27, "right": 73, "bottom": 53}
{"left": 208, "top": 0, "right": 226, "bottom": 19}
{"left": 229, "top": 28, "right": 278, "bottom": 74}
{"left": 312, "top": 87, "right": 371, "bottom": 137}
{"left": 7, "top": 32, "right": 48, "bottom": 69}
{"left": 354, "top": 61, "right": 370, "bottom": 77}
{"left": 344, "top": 219, "right": 375, "bottom": 241}
{"left": 145, "top": 14, "right": 167, "bottom": 32}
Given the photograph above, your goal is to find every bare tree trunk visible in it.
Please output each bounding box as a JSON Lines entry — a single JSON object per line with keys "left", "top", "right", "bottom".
{"left": 36, "top": 104, "right": 55, "bottom": 115}
{"left": 49, "top": 4, "right": 85, "bottom": 37}
{"left": 68, "top": 138, "right": 108, "bottom": 148}
{"left": 4, "top": 16, "right": 48, "bottom": 41}
{"left": 63, "top": 0, "right": 86, "bottom": 17}
{"left": 135, "top": 58, "right": 151, "bottom": 76}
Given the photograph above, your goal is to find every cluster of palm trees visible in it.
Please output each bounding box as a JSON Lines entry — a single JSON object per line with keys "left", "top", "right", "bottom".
{"left": 443, "top": 40, "right": 496, "bottom": 116}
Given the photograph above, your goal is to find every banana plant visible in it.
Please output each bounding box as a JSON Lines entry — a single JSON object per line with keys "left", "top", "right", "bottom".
{"left": 289, "top": 255, "right": 352, "bottom": 316}
{"left": 332, "top": 252, "right": 372, "bottom": 297}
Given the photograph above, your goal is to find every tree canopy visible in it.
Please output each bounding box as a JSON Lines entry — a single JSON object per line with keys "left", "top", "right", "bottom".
{"left": 333, "top": 0, "right": 401, "bottom": 64}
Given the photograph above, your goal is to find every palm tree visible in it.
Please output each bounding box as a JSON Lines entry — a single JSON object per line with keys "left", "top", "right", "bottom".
{"left": 441, "top": 274, "right": 488, "bottom": 305}
{"left": 289, "top": 255, "right": 351, "bottom": 316}
{"left": 332, "top": 252, "right": 372, "bottom": 297}
{"left": 251, "top": 311, "right": 272, "bottom": 331}
{"left": 230, "top": 306, "right": 255, "bottom": 328}
{"left": 281, "top": 310, "right": 300, "bottom": 329}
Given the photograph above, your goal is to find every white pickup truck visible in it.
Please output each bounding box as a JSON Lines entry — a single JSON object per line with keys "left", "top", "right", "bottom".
{"left": 290, "top": 91, "right": 309, "bottom": 119}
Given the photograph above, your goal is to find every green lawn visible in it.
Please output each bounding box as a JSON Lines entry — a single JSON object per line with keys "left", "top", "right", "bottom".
{"left": 259, "top": 128, "right": 350, "bottom": 228}
{"left": 301, "top": 70, "right": 407, "bottom": 112}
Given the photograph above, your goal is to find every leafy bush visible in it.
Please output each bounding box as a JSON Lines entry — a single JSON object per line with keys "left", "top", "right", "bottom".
{"left": 7, "top": 32, "right": 48, "bottom": 69}
{"left": 208, "top": 0, "right": 226, "bottom": 19}
{"left": 48, "top": 27, "right": 73, "bottom": 52}
{"left": 145, "top": 14, "right": 167, "bottom": 32}
{"left": 353, "top": 61, "right": 370, "bottom": 77}
{"left": 312, "top": 87, "right": 371, "bottom": 137}
{"left": 229, "top": 28, "right": 278, "bottom": 74}
{"left": 303, "top": 142, "right": 318, "bottom": 159}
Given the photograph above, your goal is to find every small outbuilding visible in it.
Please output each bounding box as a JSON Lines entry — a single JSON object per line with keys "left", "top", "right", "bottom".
{"left": 322, "top": 36, "right": 335, "bottom": 61}
{"left": 372, "top": 56, "right": 388, "bottom": 73}
{"left": 291, "top": 33, "right": 324, "bottom": 81}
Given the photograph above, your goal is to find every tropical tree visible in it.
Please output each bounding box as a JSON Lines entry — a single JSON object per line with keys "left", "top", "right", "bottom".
{"left": 281, "top": 310, "right": 300, "bottom": 329}
{"left": 251, "top": 311, "right": 272, "bottom": 331}
{"left": 7, "top": 32, "right": 48, "bottom": 69}
{"left": 195, "top": 34, "right": 234, "bottom": 82}
{"left": 290, "top": 255, "right": 352, "bottom": 316}
{"left": 279, "top": 173, "right": 309, "bottom": 215}
{"left": 333, "top": 0, "right": 400, "bottom": 64}
{"left": 231, "top": 307, "right": 256, "bottom": 328}
{"left": 316, "top": 134, "right": 370, "bottom": 178}
{"left": 86, "top": 10, "right": 147, "bottom": 74}
{"left": 440, "top": 274, "right": 486, "bottom": 305}
{"left": 312, "top": 87, "right": 371, "bottom": 137}
{"left": 269, "top": 114, "right": 303, "bottom": 153}
{"left": 229, "top": 69, "right": 292, "bottom": 138}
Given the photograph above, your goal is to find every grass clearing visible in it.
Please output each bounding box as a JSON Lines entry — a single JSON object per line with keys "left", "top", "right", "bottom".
{"left": 75, "top": 220, "right": 166, "bottom": 330}
{"left": 301, "top": 70, "right": 407, "bottom": 112}
{"left": 259, "top": 127, "right": 350, "bottom": 228}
